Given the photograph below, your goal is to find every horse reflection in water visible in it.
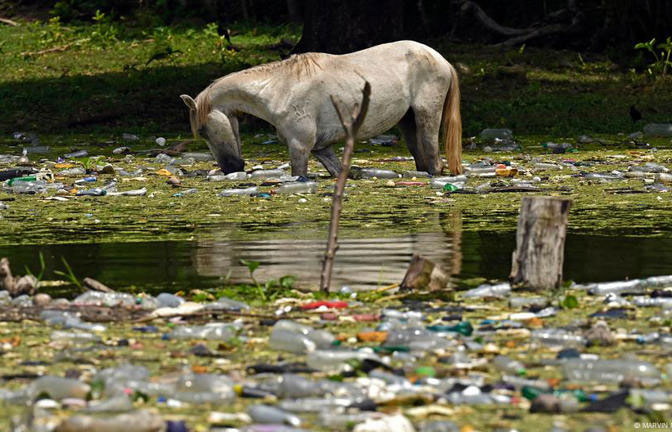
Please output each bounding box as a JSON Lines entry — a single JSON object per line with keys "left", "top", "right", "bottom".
{"left": 192, "top": 212, "right": 463, "bottom": 290}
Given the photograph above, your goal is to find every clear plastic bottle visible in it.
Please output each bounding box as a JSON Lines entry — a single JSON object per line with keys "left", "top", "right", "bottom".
{"left": 276, "top": 182, "right": 318, "bottom": 194}
{"left": 462, "top": 283, "right": 511, "bottom": 298}
{"left": 585, "top": 279, "right": 643, "bottom": 295}
{"left": 531, "top": 329, "right": 586, "bottom": 347}
{"left": 430, "top": 175, "right": 467, "bottom": 188}
{"left": 170, "top": 322, "right": 238, "bottom": 340}
{"left": 306, "top": 349, "right": 378, "bottom": 372}
{"left": 209, "top": 171, "right": 248, "bottom": 181}
{"left": 248, "top": 404, "right": 302, "bottom": 426}
{"left": 493, "top": 355, "right": 526, "bottom": 375}
{"left": 358, "top": 168, "right": 401, "bottom": 179}
{"left": 250, "top": 169, "right": 286, "bottom": 178}
{"left": 51, "top": 330, "right": 102, "bottom": 342}
{"left": 561, "top": 358, "right": 661, "bottom": 384}
{"left": 480, "top": 128, "right": 513, "bottom": 140}
{"left": 218, "top": 186, "right": 259, "bottom": 197}
{"left": 54, "top": 409, "right": 164, "bottom": 432}
{"left": 29, "top": 376, "right": 90, "bottom": 400}
{"left": 269, "top": 328, "right": 316, "bottom": 354}
{"left": 643, "top": 123, "right": 672, "bottom": 137}
{"left": 509, "top": 296, "right": 548, "bottom": 308}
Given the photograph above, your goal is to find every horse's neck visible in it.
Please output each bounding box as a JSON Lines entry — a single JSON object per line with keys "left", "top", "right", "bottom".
{"left": 210, "top": 75, "right": 275, "bottom": 125}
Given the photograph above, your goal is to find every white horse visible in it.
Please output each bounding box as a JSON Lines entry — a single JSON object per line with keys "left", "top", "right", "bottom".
{"left": 180, "top": 40, "right": 462, "bottom": 176}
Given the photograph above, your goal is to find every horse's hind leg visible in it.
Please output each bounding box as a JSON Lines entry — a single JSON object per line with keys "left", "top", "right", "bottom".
{"left": 312, "top": 146, "right": 342, "bottom": 177}
{"left": 413, "top": 107, "right": 444, "bottom": 175}
{"left": 398, "top": 109, "right": 428, "bottom": 172}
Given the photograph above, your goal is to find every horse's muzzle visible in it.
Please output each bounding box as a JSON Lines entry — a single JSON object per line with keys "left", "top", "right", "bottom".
{"left": 218, "top": 155, "right": 245, "bottom": 174}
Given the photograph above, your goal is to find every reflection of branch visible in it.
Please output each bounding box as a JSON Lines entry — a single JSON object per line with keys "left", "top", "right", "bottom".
{"left": 459, "top": 0, "right": 583, "bottom": 47}
{"left": 0, "top": 17, "right": 18, "bottom": 26}
{"left": 320, "top": 81, "right": 371, "bottom": 293}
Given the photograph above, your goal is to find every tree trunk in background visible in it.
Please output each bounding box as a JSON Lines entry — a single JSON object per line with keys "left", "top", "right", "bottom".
{"left": 286, "top": 0, "right": 301, "bottom": 22}
{"left": 292, "top": 0, "right": 405, "bottom": 54}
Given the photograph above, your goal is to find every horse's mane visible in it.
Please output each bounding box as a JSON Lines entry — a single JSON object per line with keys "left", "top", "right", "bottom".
{"left": 193, "top": 53, "right": 325, "bottom": 131}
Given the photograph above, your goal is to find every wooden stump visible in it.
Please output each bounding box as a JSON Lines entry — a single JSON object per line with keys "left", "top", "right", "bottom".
{"left": 509, "top": 196, "right": 571, "bottom": 290}
{"left": 400, "top": 254, "right": 450, "bottom": 291}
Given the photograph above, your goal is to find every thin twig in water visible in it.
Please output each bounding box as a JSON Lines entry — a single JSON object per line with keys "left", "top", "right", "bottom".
{"left": 320, "top": 81, "right": 371, "bottom": 293}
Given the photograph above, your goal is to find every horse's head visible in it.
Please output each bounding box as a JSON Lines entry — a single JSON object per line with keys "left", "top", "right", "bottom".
{"left": 180, "top": 94, "right": 244, "bottom": 174}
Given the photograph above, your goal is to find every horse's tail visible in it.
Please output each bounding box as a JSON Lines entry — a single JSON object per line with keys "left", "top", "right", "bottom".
{"left": 442, "top": 63, "right": 463, "bottom": 175}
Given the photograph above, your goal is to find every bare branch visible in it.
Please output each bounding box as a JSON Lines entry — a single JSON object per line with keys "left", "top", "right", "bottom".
{"left": 320, "top": 81, "right": 371, "bottom": 293}
{"left": 459, "top": 1, "right": 529, "bottom": 36}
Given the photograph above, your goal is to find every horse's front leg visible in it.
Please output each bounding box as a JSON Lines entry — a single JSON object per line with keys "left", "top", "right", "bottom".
{"left": 288, "top": 138, "right": 311, "bottom": 177}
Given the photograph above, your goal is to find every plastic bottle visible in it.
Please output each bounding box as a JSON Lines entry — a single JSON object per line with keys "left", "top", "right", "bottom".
{"left": 643, "top": 123, "right": 672, "bottom": 137}
{"left": 531, "top": 329, "right": 586, "bottom": 347}
{"left": 561, "top": 358, "right": 661, "bottom": 384}
{"left": 156, "top": 293, "right": 184, "bottom": 308}
{"left": 73, "top": 291, "right": 136, "bottom": 307}
{"left": 358, "top": 168, "right": 401, "bottom": 179}
{"left": 170, "top": 322, "right": 238, "bottom": 341}
{"left": 632, "top": 297, "right": 672, "bottom": 307}
{"left": 269, "top": 329, "right": 316, "bottom": 354}
{"left": 426, "top": 321, "right": 473, "bottom": 336}
{"left": 430, "top": 176, "right": 467, "bottom": 188}
{"left": 248, "top": 404, "right": 301, "bottom": 426}
{"left": 509, "top": 296, "right": 549, "bottom": 308}
{"left": 76, "top": 187, "right": 106, "bottom": 196}
{"left": 480, "top": 128, "right": 513, "bottom": 140}
{"left": 462, "top": 283, "right": 511, "bottom": 298}
{"left": 270, "top": 320, "right": 335, "bottom": 352}
{"left": 107, "top": 187, "right": 147, "bottom": 196}
{"left": 51, "top": 330, "right": 102, "bottom": 342}
{"left": 278, "top": 397, "right": 354, "bottom": 413}
{"left": 219, "top": 186, "right": 259, "bottom": 197}
{"left": 306, "top": 349, "right": 378, "bottom": 372}
{"left": 54, "top": 409, "right": 164, "bottom": 432}
{"left": 403, "top": 170, "right": 430, "bottom": 178}
{"left": 41, "top": 310, "right": 107, "bottom": 331}
{"left": 584, "top": 279, "right": 643, "bottom": 295}
{"left": 60, "top": 167, "right": 87, "bottom": 176}
{"left": 84, "top": 394, "right": 134, "bottom": 413}
{"left": 319, "top": 412, "right": 380, "bottom": 430}
{"left": 209, "top": 171, "right": 248, "bottom": 181}
{"left": 276, "top": 182, "right": 318, "bottom": 194}
{"left": 493, "top": 355, "right": 526, "bottom": 375}
{"left": 173, "top": 372, "right": 235, "bottom": 403}
{"left": 250, "top": 169, "right": 286, "bottom": 179}
{"left": 420, "top": 421, "right": 460, "bottom": 432}
{"left": 29, "top": 376, "right": 90, "bottom": 400}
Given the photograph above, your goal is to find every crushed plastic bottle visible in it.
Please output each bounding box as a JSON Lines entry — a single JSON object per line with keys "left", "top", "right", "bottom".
{"left": 269, "top": 320, "right": 335, "bottom": 354}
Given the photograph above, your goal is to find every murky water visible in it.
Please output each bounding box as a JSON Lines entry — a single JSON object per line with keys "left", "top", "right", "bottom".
{"left": 2, "top": 223, "right": 672, "bottom": 295}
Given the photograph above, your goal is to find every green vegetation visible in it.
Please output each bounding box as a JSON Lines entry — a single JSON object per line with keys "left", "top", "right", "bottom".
{"left": 1, "top": 19, "right": 671, "bottom": 138}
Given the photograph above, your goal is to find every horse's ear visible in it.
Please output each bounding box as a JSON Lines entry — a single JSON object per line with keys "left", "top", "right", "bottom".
{"left": 180, "top": 94, "right": 197, "bottom": 111}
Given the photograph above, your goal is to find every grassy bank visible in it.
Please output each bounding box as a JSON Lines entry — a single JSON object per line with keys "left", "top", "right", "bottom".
{"left": 1, "top": 19, "right": 671, "bottom": 138}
